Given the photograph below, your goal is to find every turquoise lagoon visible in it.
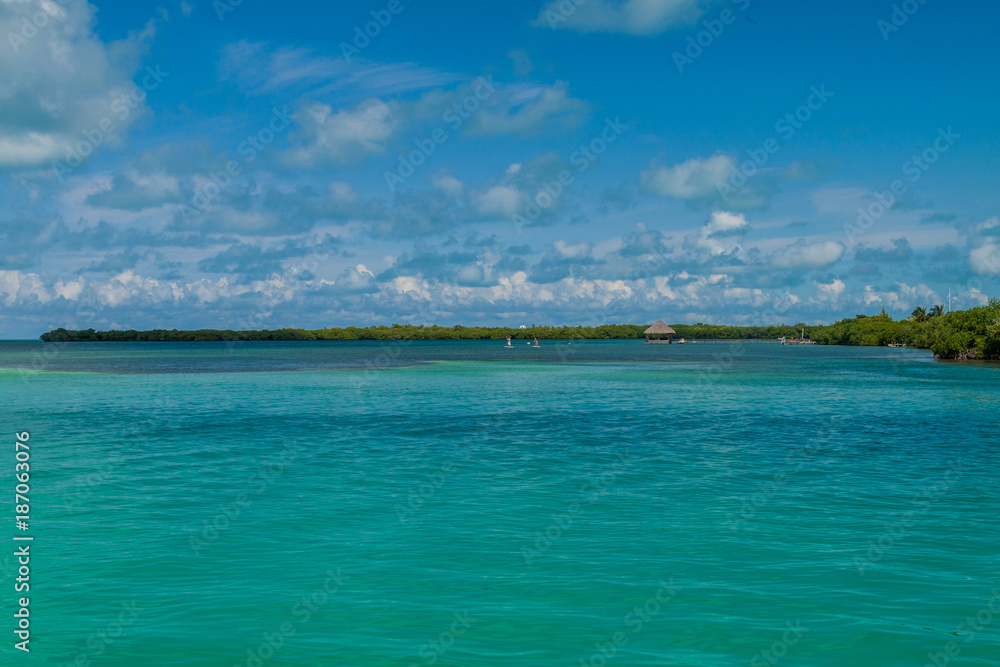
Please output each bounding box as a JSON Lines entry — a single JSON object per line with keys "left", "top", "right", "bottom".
{"left": 1, "top": 340, "right": 998, "bottom": 666}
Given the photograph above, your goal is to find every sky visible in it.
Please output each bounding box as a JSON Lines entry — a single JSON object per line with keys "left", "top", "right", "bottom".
{"left": 1, "top": 0, "right": 999, "bottom": 338}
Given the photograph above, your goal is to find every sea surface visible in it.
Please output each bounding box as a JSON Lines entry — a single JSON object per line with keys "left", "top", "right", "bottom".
{"left": 1, "top": 340, "right": 998, "bottom": 666}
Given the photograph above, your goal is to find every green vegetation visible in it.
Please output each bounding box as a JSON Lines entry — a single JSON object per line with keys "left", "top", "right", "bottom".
{"left": 810, "top": 299, "right": 1000, "bottom": 360}
{"left": 38, "top": 299, "right": 1000, "bottom": 360}
{"left": 39, "top": 322, "right": 811, "bottom": 343}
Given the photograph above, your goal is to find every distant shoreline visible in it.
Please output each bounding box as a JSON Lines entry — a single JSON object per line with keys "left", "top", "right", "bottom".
{"left": 38, "top": 324, "right": 815, "bottom": 343}
{"left": 38, "top": 300, "right": 999, "bottom": 360}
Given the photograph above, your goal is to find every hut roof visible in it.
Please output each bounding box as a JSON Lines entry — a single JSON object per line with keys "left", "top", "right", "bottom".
{"left": 644, "top": 321, "right": 676, "bottom": 335}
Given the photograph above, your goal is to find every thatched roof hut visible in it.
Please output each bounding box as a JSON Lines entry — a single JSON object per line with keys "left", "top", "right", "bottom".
{"left": 643, "top": 321, "right": 676, "bottom": 343}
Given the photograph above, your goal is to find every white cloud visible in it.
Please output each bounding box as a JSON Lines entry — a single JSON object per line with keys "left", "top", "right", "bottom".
{"left": 860, "top": 282, "right": 939, "bottom": 315}
{"left": 86, "top": 171, "right": 183, "bottom": 210}
{"left": 553, "top": 240, "right": 593, "bottom": 259}
{"left": 970, "top": 243, "right": 1000, "bottom": 275}
{"left": 641, "top": 154, "right": 734, "bottom": 200}
{"left": 813, "top": 279, "right": 846, "bottom": 302}
{"left": 533, "top": 0, "right": 707, "bottom": 35}
{"left": 219, "top": 41, "right": 456, "bottom": 97}
{"left": 0, "top": 0, "right": 157, "bottom": 168}
{"left": 284, "top": 98, "right": 396, "bottom": 167}
{"left": 706, "top": 210, "right": 748, "bottom": 234}
{"left": 723, "top": 287, "right": 765, "bottom": 305}
{"left": 969, "top": 217, "right": 1000, "bottom": 275}
{"left": 54, "top": 279, "right": 84, "bottom": 301}
{"left": 431, "top": 171, "right": 463, "bottom": 197}
{"left": 0, "top": 270, "right": 51, "bottom": 306}
{"left": 388, "top": 276, "right": 431, "bottom": 299}
{"left": 473, "top": 185, "right": 523, "bottom": 217}
{"left": 466, "top": 81, "right": 587, "bottom": 136}
{"left": 965, "top": 288, "right": 990, "bottom": 306}
{"left": 687, "top": 211, "right": 749, "bottom": 257}
{"left": 771, "top": 240, "right": 844, "bottom": 270}
{"left": 327, "top": 181, "right": 359, "bottom": 204}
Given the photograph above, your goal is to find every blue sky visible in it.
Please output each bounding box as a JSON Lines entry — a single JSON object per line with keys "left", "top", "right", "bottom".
{"left": 1, "top": 0, "right": 999, "bottom": 338}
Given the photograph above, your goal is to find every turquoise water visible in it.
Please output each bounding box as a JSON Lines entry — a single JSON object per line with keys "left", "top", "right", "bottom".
{"left": 1, "top": 340, "right": 998, "bottom": 666}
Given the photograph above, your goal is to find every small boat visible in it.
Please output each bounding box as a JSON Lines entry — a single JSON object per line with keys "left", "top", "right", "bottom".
{"left": 780, "top": 328, "right": 817, "bottom": 345}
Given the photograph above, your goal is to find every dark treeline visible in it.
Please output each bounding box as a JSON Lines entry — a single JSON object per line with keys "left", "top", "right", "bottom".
{"left": 38, "top": 299, "right": 999, "bottom": 359}
{"left": 40, "top": 323, "right": 812, "bottom": 343}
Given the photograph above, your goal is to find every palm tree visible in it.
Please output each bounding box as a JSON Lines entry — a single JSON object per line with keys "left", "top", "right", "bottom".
{"left": 929, "top": 304, "right": 944, "bottom": 318}
{"left": 910, "top": 306, "right": 927, "bottom": 322}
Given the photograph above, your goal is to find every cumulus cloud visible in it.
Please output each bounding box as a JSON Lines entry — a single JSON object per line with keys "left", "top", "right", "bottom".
{"left": 684, "top": 211, "right": 750, "bottom": 259}
{"left": 278, "top": 76, "right": 586, "bottom": 172}
{"left": 473, "top": 185, "right": 523, "bottom": 217}
{"left": 861, "top": 282, "right": 941, "bottom": 316}
{"left": 431, "top": 171, "right": 463, "bottom": 198}
{"left": 284, "top": 98, "right": 397, "bottom": 167}
{"left": 854, "top": 238, "right": 913, "bottom": 264}
{"left": 7, "top": 251, "right": 993, "bottom": 339}
{"left": 86, "top": 171, "right": 184, "bottom": 210}
{"left": 813, "top": 279, "right": 846, "bottom": 302}
{"left": 335, "top": 264, "right": 376, "bottom": 294}
{"left": 771, "top": 240, "right": 844, "bottom": 270}
{"left": 0, "top": 269, "right": 51, "bottom": 306}
{"left": 0, "top": 0, "right": 157, "bottom": 169}
{"left": 970, "top": 244, "right": 1000, "bottom": 275}
{"left": 705, "top": 210, "right": 748, "bottom": 234}
{"left": 642, "top": 154, "right": 734, "bottom": 200}
{"left": 968, "top": 217, "right": 1000, "bottom": 275}
{"left": 642, "top": 153, "right": 816, "bottom": 211}
{"left": 195, "top": 236, "right": 339, "bottom": 281}
{"left": 532, "top": 0, "right": 707, "bottom": 35}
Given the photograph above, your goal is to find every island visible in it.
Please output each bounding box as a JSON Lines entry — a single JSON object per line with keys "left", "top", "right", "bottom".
{"left": 39, "top": 299, "right": 1000, "bottom": 360}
